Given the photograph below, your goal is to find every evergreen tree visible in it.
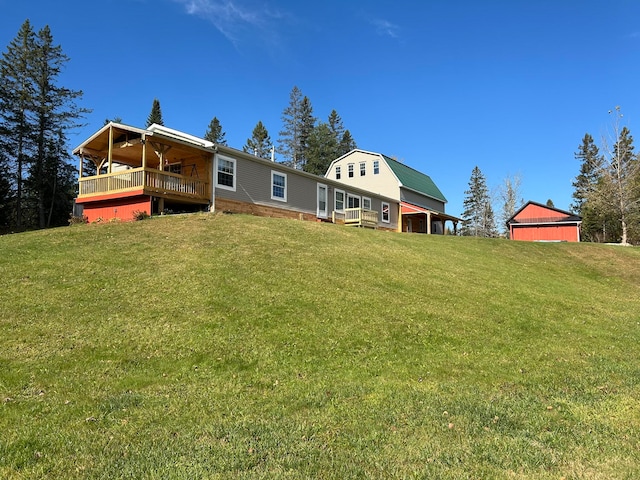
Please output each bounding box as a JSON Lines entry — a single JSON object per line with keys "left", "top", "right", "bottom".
{"left": 546, "top": 199, "right": 555, "bottom": 208}
{"left": 572, "top": 133, "right": 602, "bottom": 212}
{"left": 304, "top": 122, "right": 336, "bottom": 175}
{"left": 482, "top": 199, "right": 498, "bottom": 237}
{"left": 0, "top": 19, "right": 37, "bottom": 229}
{"left": 338, "top": 129, "right": 357, "bottom": 156}
{"left": 328, "top": 109, "right": 344, "bottom": 145}
{"left": 243, "top": 120, "right": 272, "bottom": 159}
{"left": 278, "top": 86, "right": 316, "bottom": 169}
{"left": 28, "top": 26, "right": 87, "bottom": 228}
{"left": 497, "top": 174, "right": 523, "bottom": 238}
{"left": 593, "top": 109, "right": 640, "bottom": 244}
{"left": 0, "top": 148, "right": 11, "bottom": 230}
{"left": 0, "top": 20, "right": 87, "bottom": 230}
{"left": 571, "top": 133, "right": 609, "bottom": 242}
{"left": 204, "top": 116, "right": 227, "bottom": 145}
{"left": 103, "top": 116, "right": 122, "bottom": 125}
{"left": 327, "top": 109, "right": 357, "bottom": 158}
{"left": 461, "top": 166, "right": 493, "bottom": 237}
{"left": 607, "top": 123, "right": 638, "bottom": 244}
{"left": 146, "top": 98, "right": 163, "bottom": 126}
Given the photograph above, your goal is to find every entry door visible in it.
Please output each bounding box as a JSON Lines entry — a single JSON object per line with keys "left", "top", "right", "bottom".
{"left": 317, "top": 183, "right": 328, "bottom": 218}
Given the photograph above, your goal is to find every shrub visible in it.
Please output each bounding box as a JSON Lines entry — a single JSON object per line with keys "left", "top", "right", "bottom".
{"left": 68, "top": 214, "right": 88, "bottom": 226}
{"left": 132, "top": 210, "right": 151, "bottom": 221}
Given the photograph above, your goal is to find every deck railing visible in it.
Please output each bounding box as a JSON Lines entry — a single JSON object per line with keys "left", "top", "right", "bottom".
{"left": 78, "top": 167, "right": 209, "bottom": 200}
{"left": 145, "top": 170, "right": 208, "bottom": 198}
{"left": 342, "top": 208, "right": 379, "bottom": 228}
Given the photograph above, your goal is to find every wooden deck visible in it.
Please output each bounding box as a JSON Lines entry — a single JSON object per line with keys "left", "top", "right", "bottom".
{"left": 333, "top": 208, "right": 379, "bottom": 228}
{"left": 78, "top": 167, "right": 210, "bottom": 203}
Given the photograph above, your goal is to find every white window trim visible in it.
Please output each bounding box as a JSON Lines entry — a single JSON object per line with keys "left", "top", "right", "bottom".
{"left": 381, "top": 201, "right": 390, "bottom": 223}
{"left": 359, "top": 162, "right": 366, "bottom": 176}
{"left": 215, "top": 154, "right": 236, "bottom": 192}
{"left": 347, "top": 193, "right": 361, "bottom": 209}
{"left": 335, "top": 188, "right": 345, "bottom": 212}
{"left": 317, "top": 183, "right": 328, "bottom": 218}
{"left": 348, "top": 163, "right": 354, "bottom": 178}
{"left": 271, "top": 170, "right": 287, "bottom": 202}
{"left": 335, "top": 165, "right": 341, "bottom": 180}
{"left": 362, "top": 196, "right": 371, "bottom": 210}
{"left": 373, "top": 160, "right": 380, "bottom": 175}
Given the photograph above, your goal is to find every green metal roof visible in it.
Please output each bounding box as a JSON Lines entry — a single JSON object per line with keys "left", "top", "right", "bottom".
{"left": 382, "top": 155, "right": 447, "bottom": 203}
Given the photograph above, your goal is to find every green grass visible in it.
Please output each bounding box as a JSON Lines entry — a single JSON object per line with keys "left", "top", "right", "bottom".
{"left": 1, "top": 213, "right": 639, "bottom": 479}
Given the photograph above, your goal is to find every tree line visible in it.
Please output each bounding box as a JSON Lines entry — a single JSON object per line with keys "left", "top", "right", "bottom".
{"left": 459, "top": 167, "right": 524, "bottom": 238}
{"left": 2, "top": 20, "right": 638, "bottom": 241}
{"left": 572, "top": 107, "right": 640, "bottom": 245}
{"left": 0, "top": 20, "right": 88, "bottom": 232}
{"left": 460, "top": 106, "right": 640, "bottom": 244}
{"left": 146, "top": 85, "right": 357, "bottom": 176}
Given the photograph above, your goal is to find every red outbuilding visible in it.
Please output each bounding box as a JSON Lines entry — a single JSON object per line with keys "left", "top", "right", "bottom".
{"left": 507, "top": 201, "right": 582, "bottom": 242}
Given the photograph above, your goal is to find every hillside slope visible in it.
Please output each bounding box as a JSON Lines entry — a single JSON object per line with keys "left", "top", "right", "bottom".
{"left": 1, "top": 214, "right": 639, "bottom": 479}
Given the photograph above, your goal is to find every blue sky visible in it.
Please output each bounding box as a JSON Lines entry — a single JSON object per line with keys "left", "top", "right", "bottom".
{"left": 2, "top": 0, "right": 640, "bottom": 218}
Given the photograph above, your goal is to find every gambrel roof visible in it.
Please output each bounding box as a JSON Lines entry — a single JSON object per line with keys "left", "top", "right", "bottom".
{"left": 381, "top": 154, "right": 447, "bottom": 203}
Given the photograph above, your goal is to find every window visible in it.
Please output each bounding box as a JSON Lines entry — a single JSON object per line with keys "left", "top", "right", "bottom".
{"left": 216, "top": 155, "right": 236, "bottom": 190}
{"left": 271, "top": 171, "right": 287, "bottom": 201}
{"left": 335, "top": 189, "right": 345, "bottom": 211}
{"left": 347, "top": 194, "right": 360, "bottom": 209}
{"left": 336, "top": 166, "right": 341, "bottom": 180}
{"left": 373, "top": 160, "right": 380, "bottom": 175}
{"left": 382, "top": 202, "right": 390, "bottom": 223}
{"left": 348, "top": 163, "right": 354, "bottom": 178}
{"left": 167, "top": 162, "right": 182, "bottom": 175}
{"left": 360, "top": 162, "right": 366, "bottom": 176}
{"left": 317, "top": 183, "right": 328, "bottom": 218}
{"left": 362, "top": 197, "right": 371, "bottom": 210}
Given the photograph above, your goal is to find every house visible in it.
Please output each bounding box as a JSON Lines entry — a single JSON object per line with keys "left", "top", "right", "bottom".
{"left": 73, "top": 122, "right": 400, "bottom": 230}
{"left": 507, "top": 201, "right": 582, "bottom": 242}
{"left": 325, "top": 150, "right": 460, "bottom": 234}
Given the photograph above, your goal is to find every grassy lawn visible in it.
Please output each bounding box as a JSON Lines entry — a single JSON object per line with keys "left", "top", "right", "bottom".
{"left": 1, "top": 213, "right": 639, "bottom": 479}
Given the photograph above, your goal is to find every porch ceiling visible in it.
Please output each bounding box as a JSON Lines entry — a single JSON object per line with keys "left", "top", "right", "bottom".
{"left": 74, "top": 123, "right": 211, "bottom": 167}
{"left": 400, "top": 202, "right": 460, "bottom": 222}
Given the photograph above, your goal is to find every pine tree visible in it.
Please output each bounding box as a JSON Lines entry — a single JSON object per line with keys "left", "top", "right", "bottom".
{"left": 0, "top": 20, "right": 87, "bottom": 230}
{"left": 482, "top": 199, "right": 498, "bottom": 237}
{"left": 304, "top": 122, "right": 336, "bottom": 175}
{"left": 0, "top": 19, "right": 37, "bottom": 229}
{"left": 0, "top": 148, "right": 11, "bottom": 230}
{"left": 278, "top": 86, "right": 315, "bottom": 169}
{"left": 326, "top": 109, "right": 357, "bottom": 158}
{"left": 27, "top": 26, "right": 87, "bottom": 228}
{"left": 243, "top": 121, "right": 272, "bottom": 159}
{"left": 597, "top": 108, "right": 639, "bottom": 244}
{"left": 572, "top": 133, "right": 602, "bottom": 212}
{"left": 461, "top": 166, "right": 493, "bottom": 237}
{"left": 498, "top": 174, "right": 523, "bottom": 238}
{"left": 338, "top": 130, "right": 357, "bottom": 156}
{"left": 204, "top": 116, "right": 227, "bottom": 145}
{"left": 328, "top": 109, "right": 344, "bottom": 144}
{"left": 146, "top": 98, "right": 163, "bottom": 126}
{"left": 571, "top": 133, "right": 609, "bottom": 242}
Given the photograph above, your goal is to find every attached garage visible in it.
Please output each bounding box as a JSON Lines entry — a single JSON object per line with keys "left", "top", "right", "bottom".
{"left": 507, "top": 201, "right": 582, "bottom": 242}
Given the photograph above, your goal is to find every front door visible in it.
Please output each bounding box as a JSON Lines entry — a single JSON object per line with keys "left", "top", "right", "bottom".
{"left": 317, "top": 183, "right": 328, "bottom": 218}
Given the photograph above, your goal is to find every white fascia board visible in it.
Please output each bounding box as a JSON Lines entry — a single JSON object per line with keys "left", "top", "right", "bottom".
{"left": 147, "top": 124, "right": 214, "bottom": 149}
